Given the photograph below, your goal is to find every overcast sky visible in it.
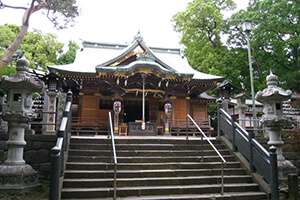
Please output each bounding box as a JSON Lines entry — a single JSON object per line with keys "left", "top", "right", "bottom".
{"left": 0, "top": 0, "right": 249, "bottom": 47}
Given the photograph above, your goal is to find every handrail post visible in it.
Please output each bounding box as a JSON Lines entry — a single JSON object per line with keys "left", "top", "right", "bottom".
{"left": 231, "top": 118, "right": 237, "bottom": 152}
{"left": 249, "top": 131, "right": 255, "bottom": 172}
{"left": 113, "top": 163, "right": 117, "bottom": 200}
{"left": 217, "top": 108, "right": 221, "bottom": 137}
{"left": 221, "top": 161, "right": 224, "bottom": 195}
{"left": 49, "top": 149, "right": 61, "bottom": 200}
{"left": 217, "top": 100, "right": 222, "bottom": 137}
{"left": 270, "top": 146, "right": 279, "bottom": 200}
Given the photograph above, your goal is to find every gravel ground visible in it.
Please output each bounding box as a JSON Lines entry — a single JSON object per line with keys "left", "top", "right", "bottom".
{"left": 0, "top": 180, "right": 48, "bottom": 200}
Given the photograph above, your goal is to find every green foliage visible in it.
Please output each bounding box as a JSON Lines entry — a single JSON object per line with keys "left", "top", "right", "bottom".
{"left": 0, "top": 65, "right": 16, "bottom": 76}
{"left": 0, "top": 24, "right": 19, "bottom": 51}
{"left": 226, "top": 0, "right": 300, "bottom": 91}
{"left": 173, "top": 0, "right": 247, "bottom": 92}
{"left": 174, "top": 0, "right": 300, "bottom": 93}
{"left": 0, "top": 24, "right": 78, "bottom": 74}
{"left": 22, "top": 31, "right": 64, "bottom": 69}
{"left": 56, "top": 41, "right": 79, "bottom": 65}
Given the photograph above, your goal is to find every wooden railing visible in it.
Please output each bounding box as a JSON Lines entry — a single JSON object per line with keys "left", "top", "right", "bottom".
{"left": 49, "top": 91, "right": 73, "bottom": 200}
{"left": 71, "top": 117, "right": 108, "bottom": 135}
{"left": 171, "top": 119, "right": 214, "bottom": 137}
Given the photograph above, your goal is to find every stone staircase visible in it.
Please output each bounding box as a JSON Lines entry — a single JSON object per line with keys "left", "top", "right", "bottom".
{"left": 61, "top": 136, "right": 268, "bottom": 199}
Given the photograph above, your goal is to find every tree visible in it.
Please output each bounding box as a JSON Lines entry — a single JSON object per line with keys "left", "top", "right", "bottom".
{"left": 0, "top": 24, "right": 78, "bottom": 76}
{"left": 0, "top": 0, "right": 78, "bottom": 68}
{"left": 56, "top": 41, "right": 79, "bottom": 65}
{"left": 174, "top": 0, "right": 300, "bottom": 93}
{"left": 226, "top": 0, "right": 300, "bottom": 91}
{"left": 173, "top": 0, "right": 248, "bottom": 90}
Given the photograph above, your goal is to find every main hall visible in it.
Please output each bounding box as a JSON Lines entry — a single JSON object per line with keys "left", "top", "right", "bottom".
{"left": 49, "top": 33, "right": 223, "bottom": 136}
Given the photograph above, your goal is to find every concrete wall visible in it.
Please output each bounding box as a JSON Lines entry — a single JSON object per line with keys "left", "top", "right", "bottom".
{"left": 0, "top": 134, "right": 56, "bottom": 179}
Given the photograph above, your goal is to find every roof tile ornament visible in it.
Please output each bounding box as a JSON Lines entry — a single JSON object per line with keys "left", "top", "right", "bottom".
{"left": 134, "top": 31, "right": 143, "bottom": 42}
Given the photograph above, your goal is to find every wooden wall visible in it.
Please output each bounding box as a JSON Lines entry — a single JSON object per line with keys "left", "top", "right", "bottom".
{"left": 80, "top": 95, "right": 110, "bottom": 126}
{"left": 191, "top": 101, "right": 208, "bottom": 122}
{"left": 172, "top": 98, "right": 188, "bottom": 127}
{"left": 79, "top": 95, "right": 209, "bottom": 128}
{"left": 172, "top": 98, "right": 208, "bottom": 126}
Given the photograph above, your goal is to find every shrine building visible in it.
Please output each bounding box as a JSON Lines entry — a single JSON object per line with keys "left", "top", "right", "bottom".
{"left": 48, "top": 34, "right": 223, "bottom": 135}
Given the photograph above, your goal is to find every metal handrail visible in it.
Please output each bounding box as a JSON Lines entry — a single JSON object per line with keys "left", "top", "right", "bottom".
{"left": 108, "top": 112, "right": 117, "bottom": 200}
{"left": 187, "top": 114, "right": 226, "bottom": 163}
{"left": 49, "top": 91, "right": 73, "bottom": 200}
{"left": 187, "top": 114, "right": 226, "bottom": 195}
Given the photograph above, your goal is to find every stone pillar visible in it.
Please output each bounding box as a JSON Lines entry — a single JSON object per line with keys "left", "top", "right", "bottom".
{"left": 56, "top": 92, "right": 66, "bottom": 128}
{"left": 235, "top": 93, "right": 247, "bottom": 128}
{"left": 0, "top": 95, "right": 8, "bottom": 134}
{"left": 0, "top": 57, "right": 44, "bottom": 189}
{"left": 216, "top": 81, "right": 234, "bottom": 113}
{"left": 43, "top": 91, "right": 57, "bottom": 134}
{"left": 256, "top": 71, "right": 296, "bottom": 178}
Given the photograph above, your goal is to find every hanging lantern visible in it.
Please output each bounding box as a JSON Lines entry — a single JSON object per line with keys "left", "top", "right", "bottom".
{"left": 113, "top": 100, "right": 122, "bottom": 114}
{"left": 164, "top": 102, "right": 172, "bottom": 115}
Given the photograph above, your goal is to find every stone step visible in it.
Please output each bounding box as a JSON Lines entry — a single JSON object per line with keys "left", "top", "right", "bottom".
{"left": 61, "top": 183, "right": 260, "bottom": 198}
{"left": 69, "top": 143, "right": 227, "bottom": 151}
{"left": 67, "top": 155, "right": 236, "bottom": 163}
{"left": 66, "top": 161, "right": 240, "bottom": 171}
{"left": 64, "top": 168, "right": 247, "bottom": 179}
{"left": 63, "top": 175, "right": 254, "bottom": 188}
{"left": 68, "top": 149, "right": 231, "bottom": 157}
{"left": 62, "top": 136, "right": 267, "bottom": 199}
{"left": 61, "top": 192, "right": 267, "bottom": 200}
{"left": 70, "top": 137, "right": 220, "bottom": 145}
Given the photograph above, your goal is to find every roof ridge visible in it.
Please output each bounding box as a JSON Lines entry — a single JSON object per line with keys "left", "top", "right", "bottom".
{"left": 82, "top": 40, "right": 181, "bottom": 54}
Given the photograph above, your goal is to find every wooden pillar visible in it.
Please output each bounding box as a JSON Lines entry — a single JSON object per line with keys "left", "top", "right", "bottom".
{"left": 186, "top": 96, "right": 191, "bottom": 127}
{"left": 142, "top": 75, "right": 145, "bottom": 130}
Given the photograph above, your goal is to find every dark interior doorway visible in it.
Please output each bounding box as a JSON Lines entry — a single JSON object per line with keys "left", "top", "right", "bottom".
{"left": 123, "top": 99, "right": 149, "bottom": 123}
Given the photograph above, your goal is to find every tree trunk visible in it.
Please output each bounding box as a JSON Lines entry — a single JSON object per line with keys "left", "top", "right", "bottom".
{"left": 0, "top": 0, "right": 42, "bottom": 69}
{"left": 0, "top": 24, "right": 29, "bottom": 68}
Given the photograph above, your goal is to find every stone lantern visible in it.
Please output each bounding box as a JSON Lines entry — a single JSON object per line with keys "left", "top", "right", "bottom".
{"left": 256, "top": 71, "right": 295, "bottom": 177}
{"left": 0, "top": 57, "right": 44, "bottom": 189}
{"left": 217, "top": 80, "right": 234, "bottom": 112}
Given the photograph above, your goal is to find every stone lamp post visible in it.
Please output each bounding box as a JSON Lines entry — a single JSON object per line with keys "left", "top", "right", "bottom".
{"left": 0, "top": 57, "right": 44, "bottom": 189}
{"left": 256, "top": 71, "right": 296, "bottom": 177}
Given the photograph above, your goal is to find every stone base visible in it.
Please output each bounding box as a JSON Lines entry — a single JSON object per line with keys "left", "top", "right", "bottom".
{"left": 0, "top": 164, "right": 39, "bottom": 190}
{"left": 278, "top": 160, "right": 297, "bottom": 179}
